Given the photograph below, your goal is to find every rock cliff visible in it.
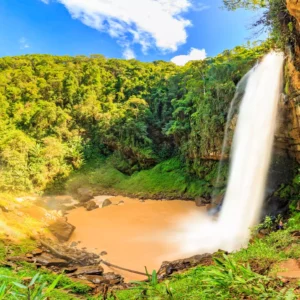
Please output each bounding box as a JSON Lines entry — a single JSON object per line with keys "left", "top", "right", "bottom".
{"left": 277, "top": 0, "right": 300, "bottom": 163}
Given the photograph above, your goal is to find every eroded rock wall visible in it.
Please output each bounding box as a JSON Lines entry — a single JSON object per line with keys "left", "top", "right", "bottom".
{"left": 276, "top": 0, "right": 300, "bottom": 163}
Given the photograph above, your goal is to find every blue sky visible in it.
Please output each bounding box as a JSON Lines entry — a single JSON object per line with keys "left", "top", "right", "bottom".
{"left": 0, "top": 0, "right": 265, "bottom": 64}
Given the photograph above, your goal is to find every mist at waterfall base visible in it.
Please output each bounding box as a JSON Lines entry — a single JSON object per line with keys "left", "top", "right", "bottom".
{"left": 169, "top": 52, "right": 284, "bottom": 256}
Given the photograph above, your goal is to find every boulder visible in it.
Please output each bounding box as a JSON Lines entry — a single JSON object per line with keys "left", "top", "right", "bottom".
{"left": 194, "top": 197, "right": 207, "bottom": 207}
{"left": 84, "top": 200, "right": 99, "bottom": 211}
{"left": 102, "top": 199, "right": 112, "bottom": 208}
{"left": 157, "top": 253, "right": 213, "bottom": 280}
{"left": 48, "top": 218, "right": 76, "bottom": 242}
{"left": 77, "top": 187, "right": 94, "bottom": 202}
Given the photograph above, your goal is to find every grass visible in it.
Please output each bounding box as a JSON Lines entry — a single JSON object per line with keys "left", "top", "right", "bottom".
{"left": 64, "top": 157, "right": 217, "bottom": 199}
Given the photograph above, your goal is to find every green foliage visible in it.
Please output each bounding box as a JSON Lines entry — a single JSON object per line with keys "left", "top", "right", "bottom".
{"left": 223, "top": 0, "right": 268, "bottom": 10}
{"left": 165, "top": 42, "right": 271, "bottom": 167}
{"left": 0, "top": 43, "right": 272, "bottom": 194}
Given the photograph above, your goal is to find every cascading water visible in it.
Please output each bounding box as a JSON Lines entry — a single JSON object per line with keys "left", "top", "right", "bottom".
{"left": 171, "top": 52, "right": 285, "bottom": 255}
{"left": 217, "top": 51, "right": 284, "bottom": 250}
{"left": 212, "top": 68, "right": 253, "bottom": 200}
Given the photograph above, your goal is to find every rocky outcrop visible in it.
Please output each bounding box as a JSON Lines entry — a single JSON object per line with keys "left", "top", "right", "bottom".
{"left": 7, "top": 241, "right": 128, "bottom": 293}
{"left": 278, "top": 0, "right": 300, "bottom": 162}
{"left": 286, "top": 0, "right": 300, "bottom": 24}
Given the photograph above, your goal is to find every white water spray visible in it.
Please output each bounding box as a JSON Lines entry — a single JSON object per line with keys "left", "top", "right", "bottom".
{"left": 171, "top": 52, "right": 284, "bottom": 255}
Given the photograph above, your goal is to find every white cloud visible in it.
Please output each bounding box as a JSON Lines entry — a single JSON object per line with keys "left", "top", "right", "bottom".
{"left": 171, "top": 47, "right": 207, "bottom": 66}
{"left": 123, "top": 47, "right": 135, "bottom": 60}
{"left": 44, "top": 0, "right": 197, "bottom": 53}
{"left": 19, "top": 37, "right": 30, "bottom": 49}
{"left": 40, "top": 0, "right": 50, "bottom": 3}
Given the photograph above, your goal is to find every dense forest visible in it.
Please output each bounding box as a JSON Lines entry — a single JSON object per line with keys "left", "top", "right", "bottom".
{"left": 0, "top": 42, "right": 273, "bottom": 194}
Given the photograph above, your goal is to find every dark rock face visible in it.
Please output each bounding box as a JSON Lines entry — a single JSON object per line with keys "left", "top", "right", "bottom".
{"left": 48, "top": 219, "right": 76, "bottom": 242}
{"left": 261, "top": 151, "right": 297, "bottom": 218}
{"left": 157, "top": 253, "right": 213, "bottom": 280}
{"left": 275, "top": 95, "right": 300, "bottom": 164}
{"left": 84, "top": 200, "right": 99, "bottom": 211}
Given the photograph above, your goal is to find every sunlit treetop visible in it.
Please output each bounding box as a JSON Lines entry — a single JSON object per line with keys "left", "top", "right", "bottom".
{"left": 223, "top": 0, "right": 269, "bottom": 10}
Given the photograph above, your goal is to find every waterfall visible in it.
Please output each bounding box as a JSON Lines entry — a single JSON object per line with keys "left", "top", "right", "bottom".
{"left": 217, "top": 51, "right": 284, "bottom": 249}
{"left": 172, "top": 52, "right": 284, "bottom": 255}
{"left": 212, "top": 68, "right": 253, "bottom": 199}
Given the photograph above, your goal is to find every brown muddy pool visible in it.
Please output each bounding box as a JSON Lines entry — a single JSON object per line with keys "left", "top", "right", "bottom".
{"left": 67, "top": 196, "right": 201, "bottom": 281}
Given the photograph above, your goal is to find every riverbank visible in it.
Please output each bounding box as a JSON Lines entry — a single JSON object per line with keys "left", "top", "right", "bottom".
{"left": 0, "top": 214, "right": 299, "bottom": 299}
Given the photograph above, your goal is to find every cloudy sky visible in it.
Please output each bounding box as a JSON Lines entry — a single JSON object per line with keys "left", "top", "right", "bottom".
{"left": 0, "top": 0, "right": 265, "bottom": 64}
